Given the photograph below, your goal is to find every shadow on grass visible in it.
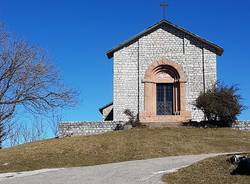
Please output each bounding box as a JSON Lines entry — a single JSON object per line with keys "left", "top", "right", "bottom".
{"left": 182, "top": 120, "right": 232, "bottom": 128}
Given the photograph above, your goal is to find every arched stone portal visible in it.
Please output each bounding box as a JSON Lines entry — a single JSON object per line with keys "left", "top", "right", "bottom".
{"left": 141, "top": 60, "right": 191, "bottom": 125}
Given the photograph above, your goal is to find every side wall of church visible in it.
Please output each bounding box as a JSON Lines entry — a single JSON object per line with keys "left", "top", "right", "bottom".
{"left": 113, "top": 42, "right": 139, "bottom": 121}
{"left": 113, "top": 26, "right": 217, "bottom": 122}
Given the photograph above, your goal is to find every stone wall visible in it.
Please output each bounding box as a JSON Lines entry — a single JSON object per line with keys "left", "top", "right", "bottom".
{"left": 59, "top": 120, "right": 250, "bottom": 137}
{"left": 113, "top": 24, "right": 217, "bottom": 122}
{"left": 59, "top": 121, "right": 122, "bottom": 137}
{"left": 233, "top": 120, "right": 250, "bottom": 131}
{"left": 113, "top": 42, "right": 139, "bottom": 121}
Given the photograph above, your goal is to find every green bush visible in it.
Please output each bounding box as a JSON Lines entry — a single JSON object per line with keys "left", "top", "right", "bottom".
{"left": 195, "top": 83, "right": 244, "bottom": 127}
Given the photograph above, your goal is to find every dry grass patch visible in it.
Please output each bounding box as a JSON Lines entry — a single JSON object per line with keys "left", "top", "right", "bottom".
{"left": 162, "top": 154, "right": 250, "bottom": 184}
{"left": 0, "top": 128, "right": 250, "bottom": 173}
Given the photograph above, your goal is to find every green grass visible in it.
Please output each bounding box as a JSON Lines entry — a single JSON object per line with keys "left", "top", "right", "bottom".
{"left": 162, "top": 154, "right": 250, "bottom": 184}
{"left": 0, "top": 127, "right": 250, "bottom": 173}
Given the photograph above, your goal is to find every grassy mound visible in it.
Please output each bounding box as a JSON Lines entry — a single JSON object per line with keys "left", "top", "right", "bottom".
{"left": 162, "top": 154, "right": 250, "bottom": 184}
{"left": 1, "top": 127, "right": 250, "bottom": 173}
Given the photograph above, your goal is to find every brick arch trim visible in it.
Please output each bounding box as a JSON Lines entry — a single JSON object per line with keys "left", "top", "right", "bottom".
{"left": 140, "top": 59, "right": 191, "bottom": 124}
{"left": 144, "top": 60, "right": 187, "bottom": 83}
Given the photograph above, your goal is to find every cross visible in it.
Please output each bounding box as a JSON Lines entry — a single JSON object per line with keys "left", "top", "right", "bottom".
{"left": 160, "top": 2, "right": 168, "bottom": 20}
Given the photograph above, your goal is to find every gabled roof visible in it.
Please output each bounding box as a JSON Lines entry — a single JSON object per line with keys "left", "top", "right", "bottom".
{"left": 106, "top": 19, "right": 224, "bottom": 59}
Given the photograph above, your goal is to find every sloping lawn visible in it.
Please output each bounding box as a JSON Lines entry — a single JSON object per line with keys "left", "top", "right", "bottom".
{"left": 0, "top": 128, "right": 250, "bottom": 173}
{"left": 162, "top": 154, "right": 250, "bottom": 184}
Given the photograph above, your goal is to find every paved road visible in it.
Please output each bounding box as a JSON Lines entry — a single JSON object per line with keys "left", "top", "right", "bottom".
{"left": 0, "top": 153, "right": 229, "bottom": 184}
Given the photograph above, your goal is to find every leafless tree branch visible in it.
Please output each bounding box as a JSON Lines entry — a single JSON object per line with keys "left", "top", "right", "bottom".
{"left": 0, "top": 23, "right": 78, "bottom": 147}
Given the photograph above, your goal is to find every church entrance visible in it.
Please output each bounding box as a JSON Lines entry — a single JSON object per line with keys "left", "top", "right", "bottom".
{"left": 156, "top": 83, "right": 173, "bottom": 115}
{"left": 141, "top": 60, "right": 191, "bottom": 123}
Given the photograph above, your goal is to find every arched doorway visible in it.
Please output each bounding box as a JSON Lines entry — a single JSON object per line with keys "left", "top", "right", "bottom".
{"left": 141, "top": 60, "right": 191, "bottom": 124}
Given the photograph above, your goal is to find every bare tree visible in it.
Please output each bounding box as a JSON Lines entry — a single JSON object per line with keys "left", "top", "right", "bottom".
{"left": 30, "top": 117, "right": 46, "bottom": 142}
{"left": 49, "top": 111, "right": 62, "bottom": 137}
{"left": 0, "top": 122, "right": 5, "bottom": 146}
{"left": 20, "top": 123, "right": 31, "bottom": 143}
{"left": 9, "top": 119, "right": 46, "bottom": 146}
{"left": 0, "top": 23, "right": 77, "bottom": 147}
{"left": 7, "top": 122, "right": 21, "bottom": 147}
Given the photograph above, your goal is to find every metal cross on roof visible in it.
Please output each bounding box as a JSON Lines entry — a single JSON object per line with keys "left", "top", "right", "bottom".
{"left": 160, "top": 2, "right": 168, "bottom": 20}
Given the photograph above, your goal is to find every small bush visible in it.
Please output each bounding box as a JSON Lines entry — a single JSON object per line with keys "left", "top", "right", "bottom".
{"left": 114, "top": 123, "right": 124, "bottom": 131}
{"left": 195, "top": 83, "right": 244, "bottom": 127}
{"left": 123, "top": 109, "right": 140, "bottom": 127}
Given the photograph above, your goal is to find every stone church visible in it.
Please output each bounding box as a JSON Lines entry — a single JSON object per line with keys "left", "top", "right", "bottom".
{"left": 100, "top": 19, "right": 223, "bottom": 126}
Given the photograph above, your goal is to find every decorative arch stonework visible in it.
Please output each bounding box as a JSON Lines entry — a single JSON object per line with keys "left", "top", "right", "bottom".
{"left": 140, "top": 60, "right": 191, "bottom": 125}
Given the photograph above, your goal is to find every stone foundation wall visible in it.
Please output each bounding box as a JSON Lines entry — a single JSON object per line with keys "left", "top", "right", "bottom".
{"left": 233, "top": 120, "right": 250, "bottom": 131}
{"left": 59, "top": 121, "right": 123, "bottom": 137}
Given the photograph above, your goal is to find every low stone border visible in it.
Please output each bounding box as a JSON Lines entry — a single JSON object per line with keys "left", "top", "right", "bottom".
{"left": 59, "top": 121, "right": 124, "bottom": 137}
{"left": 233, "top": 120, "right": 250, "bottom": 131}
{"left": 58, "top": 120, "right": 250, "bottom": 138}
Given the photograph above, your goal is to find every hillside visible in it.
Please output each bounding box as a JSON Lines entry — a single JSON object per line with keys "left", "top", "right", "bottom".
{"left": 162, "top": 154, "right": 250, "bottom": 184}
{"left": 1, "top": 127, "right": 250, "bottom": 173}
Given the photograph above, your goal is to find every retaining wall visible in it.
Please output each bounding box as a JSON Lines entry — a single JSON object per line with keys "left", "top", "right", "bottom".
{"left": 59, "top": 120, "right": 250, "bottom": 138}
{"left": 59, "top": 121, "right": 123, "bottom": 137}
{"left": 233, "top": 120, "right": 250, "bottom": 131}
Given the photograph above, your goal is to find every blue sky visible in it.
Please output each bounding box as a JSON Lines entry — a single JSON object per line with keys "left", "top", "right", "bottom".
{"left": 0, "top": 0, "right": 249, "bottom": 121}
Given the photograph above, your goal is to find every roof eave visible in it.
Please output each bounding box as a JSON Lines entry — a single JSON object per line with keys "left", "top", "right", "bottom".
{"left": 106, "top": 51, "right": 113, "bottom": 59}
{"left": 106, "top": 20, "right": 224, "bottom": 59}
{"left": 107, "top": 44, "right": 224, "bottom": 59}
{"left": 99, "top": 102, "right": 113, "bottom": 114}
{"left": 217, "top": 48, "right": 224, "bottom": 56}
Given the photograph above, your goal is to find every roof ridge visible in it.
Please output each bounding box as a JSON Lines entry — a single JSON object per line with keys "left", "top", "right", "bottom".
{"left": 106, "top": 20, "right": 224, "bottom": 59}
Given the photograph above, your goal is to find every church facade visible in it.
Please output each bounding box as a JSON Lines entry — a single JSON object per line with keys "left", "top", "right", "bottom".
{"left": 101, "top": 20, "right": 223, "bottom": 126}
